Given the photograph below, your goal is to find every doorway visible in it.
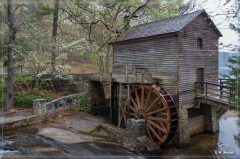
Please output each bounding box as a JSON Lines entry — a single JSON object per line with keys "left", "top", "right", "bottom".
{"left": 196, "top": 68, "right": 204, "bottom": 93}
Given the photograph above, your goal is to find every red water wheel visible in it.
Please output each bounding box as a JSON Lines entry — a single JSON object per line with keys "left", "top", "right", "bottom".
{"left": 122, "top": 85, "right": 178, "bottom": 146}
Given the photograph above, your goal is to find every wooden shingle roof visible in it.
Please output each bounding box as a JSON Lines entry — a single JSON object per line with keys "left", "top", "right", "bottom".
{"left": 110, "top": 10, "right": 222, "bottom": 43}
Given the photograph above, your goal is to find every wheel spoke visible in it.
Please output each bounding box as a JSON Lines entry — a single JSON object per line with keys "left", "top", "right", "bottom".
{"left": 145, "top": 96, "right": 161, "bottom": 112}
{"left": 130, "top": 105, "right": 137, "bottom": 113}
{"left": 147, "top": 107, "right": 167, "bottom": 116}
{"left": 130, "top": 113, "right": 136, "bottom": 117}
{"left": 146, "top": 122, "right": 162, "bottom": 142}
{"left": 141, "top": 85, "right": 144, "bottom": 108}
{"left": 148, "top": 116, "right": 168, "bottom": 123}
{"left": 135, "top": 89, "right": 141, "bottom": 109}
{"left": 148, "top": 120, "right": 167, "bottom": 133}
{"left": 123, "top": 113, "right": 127, "bottom": 125}
{"left": 130, "top": 96, "right": 138, "bottom": 110}
{"left": 146, "top": 126, "right": 153, "bottom": 140}
{"left": 144, "top": 87, "right": 152, "bottom": 109}
{"left": 157, "top": 120, "right": 166, "bottom": 130}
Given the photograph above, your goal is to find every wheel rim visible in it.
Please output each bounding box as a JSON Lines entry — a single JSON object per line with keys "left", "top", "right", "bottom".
{"left": 122, "top": 85, "right": 178, "bottom": 146}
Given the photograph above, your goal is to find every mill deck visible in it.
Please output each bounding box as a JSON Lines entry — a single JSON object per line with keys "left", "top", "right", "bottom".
{"left": 90, "top": 71, "right": 156, "bottom": 84}
{"left": 195, "top": 81, "right": 236, "bottom": 110}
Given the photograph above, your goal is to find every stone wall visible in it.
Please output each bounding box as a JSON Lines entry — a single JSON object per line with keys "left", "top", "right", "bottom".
{"left": 33, "top": 93, "right": 86, "bottom": 115}
{"left": 15, "top": 73, "right": 91, "bottom": 93}
{"left": 188, "top": 115, "right": 204, "bottom": 136}
{"left": 172, "top": 108, "right": 190, "bottom": 147}
{"left": 88, "top": 81, "right": 110, "bottom": 116}
{"left": 200, "top": 103, "right": 219, "bottom": 132}
{"left": 3, "top": 115, "right": 44, "bottom": 130}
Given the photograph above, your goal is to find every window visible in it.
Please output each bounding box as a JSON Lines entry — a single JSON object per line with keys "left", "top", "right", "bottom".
{"left": 197, "top": 38, "right": 203, "bottom": 49}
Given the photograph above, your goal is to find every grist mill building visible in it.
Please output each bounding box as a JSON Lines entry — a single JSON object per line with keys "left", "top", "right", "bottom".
{"left": 89, "top": 10, "right": 233, "bottom": 147}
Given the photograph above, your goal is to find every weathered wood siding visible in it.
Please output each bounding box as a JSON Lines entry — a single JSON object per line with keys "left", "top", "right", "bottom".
{"left": 178, "top": 14, "right": 219, "bottom": 109}
{"left": 112, "top": 36, "right": 178, "bottom": 103}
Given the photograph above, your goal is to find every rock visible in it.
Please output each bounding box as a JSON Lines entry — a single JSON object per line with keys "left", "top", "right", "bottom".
{"left": 62, "top": 113, "right": 107, "bottom": 133}
{"left": 38, "top": 127, "right": 104, "bottom": 144}
{"left": 136, "top": 136, "right": 161, "bottom": 154}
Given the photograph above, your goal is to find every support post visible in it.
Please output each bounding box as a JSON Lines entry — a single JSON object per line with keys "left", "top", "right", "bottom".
{"left": 118, "top": 83, "right": 122, "bottom": 128}
{"left": 100, "top": 73, "right": 103, "bottom": 83}
{"left": 133, "top": 67, "right": 136, "bottom": 82}
{"left": 110, "top": 83, "right": 113, "bottom": 123}
{"left": 205, "top": 82, "right": 207, "bottom": 102}
{"left": 127, "top": 84, "right": 130, "bottom": 119}
{"left": 220, "top": 79, "right": 223, "bottom": 98}
{"left": 125, "top": 66, "right": 128, "bottom": 83}
{"left": 228, "top": 87, "right": 231, "bottom": 110}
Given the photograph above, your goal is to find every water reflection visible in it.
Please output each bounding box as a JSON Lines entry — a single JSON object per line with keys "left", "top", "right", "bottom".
{"left": 156, "top": 116, "right": 239, "bottom": 159}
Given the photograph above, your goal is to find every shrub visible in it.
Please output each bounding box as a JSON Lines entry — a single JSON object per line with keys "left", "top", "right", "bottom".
{"left": 78, "top": 93, "right": 92, "bottom": 113}
{"left": 80, "top": 92, "right": 88, "bottom": 107}
{"left": 0, "top": 77, "right": 7, "bottom": 107}
{"left": 78, "top": 106, "right": 92, "bottom": 114}
{"left": 14, "top": 72, "right": 33, "bottom": 92}
{"left": 62, "top": 91, "right": 69, "bottom": 96}
{"left": 14, "top": 91, "right": 38, "bottom": 108}
{"left": 37, "top": 90, "right": 54, "bottom": 102}
{"left": 45, "top": 94, "right": 54, "bottom": 102}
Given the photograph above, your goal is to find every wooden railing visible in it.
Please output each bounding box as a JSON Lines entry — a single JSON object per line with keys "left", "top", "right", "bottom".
{"left": 195, "top": 81, "right": 235, "bottom": 109}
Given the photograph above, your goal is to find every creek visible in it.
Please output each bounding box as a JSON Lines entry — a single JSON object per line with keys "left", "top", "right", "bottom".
{"left": 1, "top": 114, "right": 239, "bottom": 159}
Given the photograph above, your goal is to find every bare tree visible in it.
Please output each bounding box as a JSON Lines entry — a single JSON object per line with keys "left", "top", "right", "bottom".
{"left": 51, "top": 0, "right": 59, "bottom": 74}
{"left": 6, "top": 0, "right": 17, "bottom": 111}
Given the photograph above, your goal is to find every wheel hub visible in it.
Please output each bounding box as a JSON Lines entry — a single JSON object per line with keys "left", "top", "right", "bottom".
{"left": 137, "top": 109, "right": 148, "bottom": 120}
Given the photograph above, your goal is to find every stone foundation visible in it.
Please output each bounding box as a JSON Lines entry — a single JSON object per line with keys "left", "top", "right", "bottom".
{"left": 200, "top": 103, "right": 219, "bottom": 132}
{"left": 123, "top": 118, "right": 146, "bottom": 151}
{"left": 102, "top": 118, "right": 160, "bottom": 153}
{"left": 188, "top": 115, "right": 204, "bottom": 136}
{"left": 172, "top": 108, "right": 190, "bottom": 147}
{"left": 88, "top": 81, "right": 110, "bottom": 116}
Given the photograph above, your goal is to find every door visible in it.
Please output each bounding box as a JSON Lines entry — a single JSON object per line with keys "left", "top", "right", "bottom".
{"left": 196, "top": 68, "right": 204, "bottom": 93}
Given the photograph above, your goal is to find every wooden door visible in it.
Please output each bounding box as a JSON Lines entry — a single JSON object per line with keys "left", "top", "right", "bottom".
{"left": 196, "top": 68, "right": 204, "bottom": 93}
{"left": 196, "top": 68, "right": 204, "bottom": 82}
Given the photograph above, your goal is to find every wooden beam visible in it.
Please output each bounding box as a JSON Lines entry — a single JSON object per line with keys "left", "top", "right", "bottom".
{"left": 118, "top": 83, "right": 122, "bottom": 128}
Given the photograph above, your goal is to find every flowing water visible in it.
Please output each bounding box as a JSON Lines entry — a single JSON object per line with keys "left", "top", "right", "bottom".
{"left": 1, "top": 116, "right": 239, "bottom": 159}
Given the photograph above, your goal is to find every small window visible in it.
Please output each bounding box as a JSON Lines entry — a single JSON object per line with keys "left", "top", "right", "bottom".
{"left": 197, "top": 38, "right": 203, "bottom": 49}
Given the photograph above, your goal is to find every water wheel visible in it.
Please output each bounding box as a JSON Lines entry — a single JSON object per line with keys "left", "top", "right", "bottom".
{"left": 122, "top": 85, "right": 178, "bottom": 146}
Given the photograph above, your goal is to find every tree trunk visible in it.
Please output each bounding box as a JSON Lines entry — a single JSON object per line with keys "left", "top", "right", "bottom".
{"left": 51, "top": 0, "right": 59, "bottom": 74}
{"left": 6, "top": 0, "right": 17, "bottom": 111}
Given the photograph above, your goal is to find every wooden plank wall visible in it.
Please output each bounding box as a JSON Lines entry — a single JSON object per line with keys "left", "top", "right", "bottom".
{"left": 178, "top": 14, "right": 219, "bottom": 109}
{"left": 112, "top": 36, "right": 178, "bottom": 103}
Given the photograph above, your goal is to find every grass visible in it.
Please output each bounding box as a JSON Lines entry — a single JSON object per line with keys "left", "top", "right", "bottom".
{"left": 90, "top": 126, "right": 99, "bottom": 134}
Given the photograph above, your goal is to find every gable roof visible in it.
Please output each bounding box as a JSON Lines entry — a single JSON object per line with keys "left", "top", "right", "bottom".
{"left": 109, "top": 10, "right": 222, "bottom": 43}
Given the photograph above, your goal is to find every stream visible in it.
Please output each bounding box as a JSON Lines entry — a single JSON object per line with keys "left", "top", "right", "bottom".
{"left": 1, "top": 115, "right": 239, "bottom": 159}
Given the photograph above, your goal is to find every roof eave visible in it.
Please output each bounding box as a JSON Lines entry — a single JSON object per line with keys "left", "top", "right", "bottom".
{"left": 179, "top": 10, "right": 222, "bottom": 37}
